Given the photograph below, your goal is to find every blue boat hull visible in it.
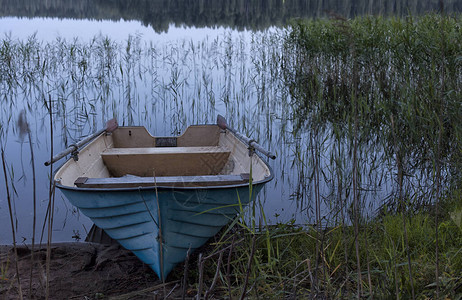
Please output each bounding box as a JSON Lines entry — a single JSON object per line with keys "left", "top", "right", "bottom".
{"left": 59, "top": 183, "right": 264, "bottom": 279}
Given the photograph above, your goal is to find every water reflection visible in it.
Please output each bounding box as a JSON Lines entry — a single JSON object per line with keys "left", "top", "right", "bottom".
{"left": 1, "top": 0, "right": 461, "bottom": 32}
{"left": 1, "top": 1, "right": 461, "bottom": 245}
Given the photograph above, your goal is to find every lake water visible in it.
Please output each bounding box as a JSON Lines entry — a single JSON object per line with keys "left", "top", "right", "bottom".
{"left": 1, "top": 0, "right": 461, "bottom": 244}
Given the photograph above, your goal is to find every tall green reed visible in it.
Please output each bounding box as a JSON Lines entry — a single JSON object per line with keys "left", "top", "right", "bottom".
{"left": 1, "top": 148, "right": 23, "bottom": 299}
{"left": 283, "top": 12, "right": 462, "bottom": 298}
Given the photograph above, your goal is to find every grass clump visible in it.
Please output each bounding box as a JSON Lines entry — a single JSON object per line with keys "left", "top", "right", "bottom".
{"left": 188, "top": 198, "right": 462, "bottom": 299}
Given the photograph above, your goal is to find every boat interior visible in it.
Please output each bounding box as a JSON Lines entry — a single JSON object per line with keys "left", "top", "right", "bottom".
{"left": 55, "top": 125, "right": 272, "bottom": 188}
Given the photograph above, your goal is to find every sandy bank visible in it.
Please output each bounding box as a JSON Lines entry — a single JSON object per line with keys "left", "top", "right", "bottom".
{"left": 0, "top": 242, "right": 181, "bottom": 299}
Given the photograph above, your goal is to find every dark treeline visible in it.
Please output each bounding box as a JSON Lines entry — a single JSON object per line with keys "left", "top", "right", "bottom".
{"left": 1, "top": 0, "right": 462, "bottom": 32}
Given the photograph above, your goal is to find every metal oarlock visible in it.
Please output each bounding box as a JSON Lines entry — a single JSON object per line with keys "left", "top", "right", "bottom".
{"left": 44, "top": 119, "right": 118, "bottom": 166}
{"left": 217, "top": 114, "right": 276, "bottom": 160}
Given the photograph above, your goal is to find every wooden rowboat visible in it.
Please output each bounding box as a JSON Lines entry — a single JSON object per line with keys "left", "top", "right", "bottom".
{"left": 52, "top": 116, "right": 274, "bottom": 279}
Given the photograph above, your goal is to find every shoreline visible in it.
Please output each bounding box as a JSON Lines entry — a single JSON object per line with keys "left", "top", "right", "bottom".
{"left": 0, "top": 242, "right": 173, "bottom": 299}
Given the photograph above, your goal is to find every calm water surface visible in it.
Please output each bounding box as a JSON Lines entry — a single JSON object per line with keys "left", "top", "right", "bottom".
{"left": 1, "top": 0, "right": 460, "bottom": 244}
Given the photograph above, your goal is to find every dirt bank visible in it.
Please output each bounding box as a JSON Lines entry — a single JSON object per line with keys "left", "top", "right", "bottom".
{"left": 0, "top": 243, "right": 183, "bottom": 299}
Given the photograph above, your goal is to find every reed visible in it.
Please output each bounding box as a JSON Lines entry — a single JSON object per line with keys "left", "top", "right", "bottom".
{"left": 17, "top": 110, "right": 37, "bottom": 298}
{"left": 282, "top": 12, "right": 462, "bottom": 298}
{"left": 1, "top": 149, "right": 23, "bottom": 299}
{"left": 45, "top": 95, "right": 54, "bottom": 300}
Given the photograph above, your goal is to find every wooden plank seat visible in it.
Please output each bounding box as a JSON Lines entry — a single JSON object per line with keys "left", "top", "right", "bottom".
{"left": 101, "top": 146, "right": 231, "bottom": 177}
{"left": 74, "top": 174, "right": 251, "bottom": 188}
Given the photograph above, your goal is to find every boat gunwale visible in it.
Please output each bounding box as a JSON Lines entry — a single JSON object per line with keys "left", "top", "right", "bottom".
{"left": 55, "top": 172, "right": 273, "bottom": 192}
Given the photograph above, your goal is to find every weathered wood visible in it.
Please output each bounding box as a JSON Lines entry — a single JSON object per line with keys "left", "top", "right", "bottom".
{"left": 111, "top": 127, "right": 156, "bottom": 148}
{"left": 74, "top": 177, "right": 88, "bottom": 186}
{"left": 101, "top": 146, "right": 231, "bottom": 177}
{"left": 111, "top": 125, "right": 221, "bottom": 148}
{"left": 177, "top": 125, "right": 221, "bottom": 147}
{"left": 74, "top": 174, "right": 250, "bottom": 188}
